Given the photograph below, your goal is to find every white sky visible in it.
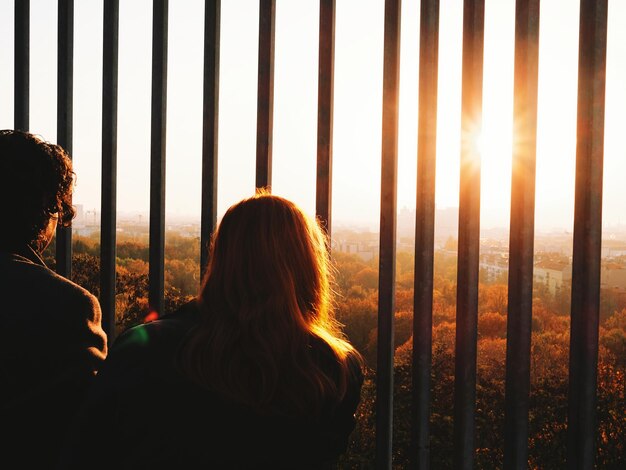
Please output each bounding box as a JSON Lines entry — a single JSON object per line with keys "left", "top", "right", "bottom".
{"left": 0, "top": 0, "right": 625, "bottom": 232}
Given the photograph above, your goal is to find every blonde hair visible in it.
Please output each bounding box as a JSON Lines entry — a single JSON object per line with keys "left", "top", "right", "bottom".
{"left": 180, "top": 190, "right": 361, "bottom": 415}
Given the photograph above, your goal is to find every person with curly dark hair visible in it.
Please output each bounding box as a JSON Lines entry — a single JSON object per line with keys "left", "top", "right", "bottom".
{"left": 0, "top": 130, "right": 108, "bottom": 468}
{"left": 0, "top": 129, "right": 77, "bottom": 252}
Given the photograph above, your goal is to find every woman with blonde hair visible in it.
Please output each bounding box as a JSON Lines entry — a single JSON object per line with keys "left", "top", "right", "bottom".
{"left": 60, "top": 191, "right": 364, "bottom": 469}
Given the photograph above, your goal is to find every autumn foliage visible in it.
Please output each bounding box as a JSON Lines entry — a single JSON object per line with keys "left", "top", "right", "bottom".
{"left": 332, "top": 250, "right": 625, "bottom": 469}
{"left": 47, "top": 234, "right": 625, "bottom": 468}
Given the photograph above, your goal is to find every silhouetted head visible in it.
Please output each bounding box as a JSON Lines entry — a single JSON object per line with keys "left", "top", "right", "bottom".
{"left": 183, "top": 190, "right": 360, "bottom": 414}
{"left": 201, "top": 189, "right": 332, "bottom": 335}
{"left": 0, "top": 130, "right": 75, "bottom": 252}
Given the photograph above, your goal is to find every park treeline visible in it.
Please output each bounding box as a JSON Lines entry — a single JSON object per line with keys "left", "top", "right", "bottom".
{"left": 46, "top": 233, "right": 625, "bottom": 468}
{"left": 332, "top": 250, "right": 625, "bottom": 469}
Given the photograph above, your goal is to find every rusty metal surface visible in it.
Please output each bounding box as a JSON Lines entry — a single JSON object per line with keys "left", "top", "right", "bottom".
{"left": 315, "top": 0, "right": 335, "bottom": 236}
{"left": 14, "top": 0, "right": 29, "bottom": 131}
{"left": 376, "top": 0, "right": 402, "bottom": 468}
{"left": 411, "top": 1, "right": 439, "bottom": 468}
{"left": 255, "top": 0, "right": 275, "bottom": 190}
{"left": 148, "top": 0, "right": 168, "bottom": 317}
{"left": 200, "top": 0, "right": 221, "bottom": 278}
{"left": 567, "top": 0, "right": 608, "bottom": 467}
{"left": 55, "top": 0, "right": 74, "bottom": 279}
{"left": 454, "top": 1, "right": 484, "bottom": 468}
{"left": 503, "top": 1, "right": 540, "bottom": 468}
{"left": 100, "top": 0, "right": 119, "bottom": 340}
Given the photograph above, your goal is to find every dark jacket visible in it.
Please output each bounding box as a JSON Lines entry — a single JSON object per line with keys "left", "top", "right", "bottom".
{"left": 60, "top": 300, "right": 363, "bottom": 469}
{"left": 0, "top": 247, "right": 108, "bottom": 468}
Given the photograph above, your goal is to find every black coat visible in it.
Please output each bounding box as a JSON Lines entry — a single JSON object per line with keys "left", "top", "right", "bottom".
{"left": 60, "top": 300, "right": 363, "bottom": 469}
{"left": 0, "top": 247, "right": 108, "bottom": 468}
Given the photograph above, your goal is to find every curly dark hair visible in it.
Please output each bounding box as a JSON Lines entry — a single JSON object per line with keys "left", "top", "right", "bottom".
{"left": 0, "top": 129, "right": 76, "bottom": 252}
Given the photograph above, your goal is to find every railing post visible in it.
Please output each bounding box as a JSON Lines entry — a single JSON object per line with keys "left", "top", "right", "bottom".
{"left": 149, "top": 0, "right": 169, "bottom": 316}
{"left": 14, "top": 0, "right": 29, "bottom": 131}
{"left": 411, "top": 1, "right": 439, "bottom": 469}
{"left": 504, "top": 1, "right": 540, "bottom": 468}
{"left": 255, "top": 0, "right": 275, "bottom": 191}
{"left": 200, "top": 0, "right": 221, "bottom": 278}
{"left": 56, "top": 0, "right": 74, "bottom": 279}
{"left": 376, "top": 0, "right": 402, "bottom": 468}
{"left": 567, "top": 0, "right": 608, "bottom": 468}
{"left": 100, "top": 0, "right": 119, "bottom": 340}
{"left": 454, "top": 1, "right": 484, "bottom": 468}
{"left": 316, "top": 0, "right": 335, "bottom": 237}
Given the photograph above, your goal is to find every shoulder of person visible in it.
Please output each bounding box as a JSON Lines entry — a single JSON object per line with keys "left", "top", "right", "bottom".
{"left": 6, "top": 249, "right": 93, "bottom": 293}
{"left": 345, "top": 349, "right": 365, "bottom": 388}
{"left": 309, "top": 336, "right": 364, "bottom": 385}
{"left": 45, "top": 268, "right": 102, "bottom": 320}
{"left": 2, "top": 250, "right": 101, "bottom": 317}
{"left": 112, "top": 299, "right": 200, "bottom": 353}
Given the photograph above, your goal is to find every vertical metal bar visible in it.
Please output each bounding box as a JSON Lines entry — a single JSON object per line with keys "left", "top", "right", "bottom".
{"left": 149, "top": 0, "right": 168, "bottom": 316}
{"left": 411, "top": 1, "right": 439, "bottom": 468}
{"left": 255, "top": 0, "right": 275, "bottom": 190}
{"left": 56, "top": 0, "right": 74, "bottom": 279}
{"left": 100, "top": 0, "right": 119, "bottom": 340}
{"left": 200, "top": 0, "right": 221, "bottom": 278}
{"left": 14, "top": 0, "right": 29, "bottom": 131}
{"left": 376, "top": 0, "right": 401, "bottom": 468}
{"left": 315, "top": 0, "right": 335, "bottom": 236}
{"left": 453, "top": 0, "right": 484, "bottom": 468}
{"left": 567, "top": 1, "right": 608, "bottom": 468}
{"left": 503, "top": 1, "right": 539, "bottom": 468}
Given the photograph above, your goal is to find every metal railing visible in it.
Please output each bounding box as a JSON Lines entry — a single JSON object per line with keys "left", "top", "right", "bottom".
{"left": 10, "top": 0, "right": 609, "bottom": 468}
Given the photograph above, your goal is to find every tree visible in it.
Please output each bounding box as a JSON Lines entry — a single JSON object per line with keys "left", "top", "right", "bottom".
{"left": 352, "top": 267, "right": 379, "bottom": 291}
{"left": 479, "top": 283, "right": 508, "bottom": 315}
{"left": 478, "top": 311, "right": 507, "bottom": 339}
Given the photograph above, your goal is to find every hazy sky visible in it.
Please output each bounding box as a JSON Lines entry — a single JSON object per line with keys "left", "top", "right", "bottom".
{"left": 0, "top": 0, "right": 625, "bottom": 233}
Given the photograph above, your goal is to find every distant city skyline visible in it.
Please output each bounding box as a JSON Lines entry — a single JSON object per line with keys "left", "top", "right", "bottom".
{"left": 71, "top": 200, "right": 626, "bottom": 239}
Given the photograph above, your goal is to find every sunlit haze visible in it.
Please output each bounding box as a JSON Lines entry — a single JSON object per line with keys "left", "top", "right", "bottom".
{"left": 0, "top": 0, "right": 625, "bottom": 234}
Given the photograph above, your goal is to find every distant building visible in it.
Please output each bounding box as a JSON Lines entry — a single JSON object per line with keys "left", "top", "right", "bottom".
{"left": 534, "top": 261, "right": 572, "bottom": 294}
{"left": 601, "top": 262, "right": 626, "bottom": 291}
{"left": 73, "top": 204, "right": 85, "bottom": 227}
{"left": 479, "top": 253, "right": 508, "bottom": 282}
{"left": 340, "top": 242, "right": 359, "bottom": 255}
{"left": 601, "top": 243, "right": 626, "bottom": 258}
{"left": 335, "top": 240, "right": 377, "bottom": 262}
